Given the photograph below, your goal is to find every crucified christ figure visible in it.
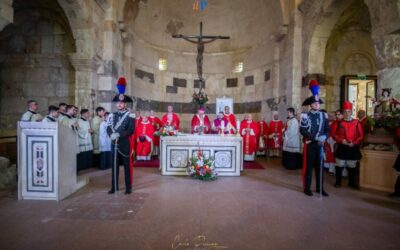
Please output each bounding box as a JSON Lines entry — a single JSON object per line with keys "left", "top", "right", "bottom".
{"left": 173, "top": 22, "right": 230, "bottom": 83}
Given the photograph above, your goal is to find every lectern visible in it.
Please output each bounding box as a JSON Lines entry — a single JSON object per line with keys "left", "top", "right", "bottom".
{"left": 18, "top": 122, "right": 88, "bottom": 201}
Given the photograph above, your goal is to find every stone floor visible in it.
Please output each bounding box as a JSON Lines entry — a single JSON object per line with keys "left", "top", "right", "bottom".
{"left": 0, "top": 158, "right": 399, "bottom": 250}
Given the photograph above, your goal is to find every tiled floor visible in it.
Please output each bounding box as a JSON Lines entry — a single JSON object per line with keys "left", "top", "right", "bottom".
{"left": 0, "top": 158, "right": 399, "bottom": 250}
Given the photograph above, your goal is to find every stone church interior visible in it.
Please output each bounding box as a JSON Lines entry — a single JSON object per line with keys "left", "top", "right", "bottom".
{"left": 0, "top": 0, "right": 399, "bottom": 249}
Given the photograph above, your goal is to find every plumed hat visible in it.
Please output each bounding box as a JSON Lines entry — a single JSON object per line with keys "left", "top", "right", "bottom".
{"left": 302, "top": 80, "right": 324, "bottom": 106}
{"left": 112, "top": 77, "right": 133, "bottom": 103}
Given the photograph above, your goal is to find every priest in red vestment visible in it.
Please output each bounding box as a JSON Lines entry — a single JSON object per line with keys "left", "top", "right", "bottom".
{"left": 268, "top": 111, "right": 284, "bottom": 157}
{"left": 240, "top": 114, "right": 259, "bottom": 161}
{"left": 191, "top": 107, "right": 211, "bottom": 134}
{"left": 256, "top": 115, "right": 269, "bottom": 156}
{"left": 161, "top": 105, "right": 180, "bottom": 131}
{"left": 148, "top": 110, "right": 162, "bottom": 156}
{"left": 135, "top": 113, "right": 154, "bottom": 161}
{"left": 224, "top": 106, "right": 237, "bottom": 134}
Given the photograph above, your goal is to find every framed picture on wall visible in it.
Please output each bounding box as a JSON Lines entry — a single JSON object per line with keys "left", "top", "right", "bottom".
{"left": 216, "top": 97, "right": 233, "bottom": 114}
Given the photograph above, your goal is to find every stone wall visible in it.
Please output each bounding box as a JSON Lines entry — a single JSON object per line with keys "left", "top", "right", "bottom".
{"left": 299, "top": 0, "right": 400, "bottom": 108}
{"left": 0, "top": 1, "right": 75, "bottom": 133}
{"left": 323, "top": 0, "right": 376, "bottom": 112}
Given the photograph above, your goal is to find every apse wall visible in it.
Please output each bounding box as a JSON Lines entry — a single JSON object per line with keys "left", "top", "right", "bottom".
{"left": 125, "top": 35, "right": 277, "bottom": 118}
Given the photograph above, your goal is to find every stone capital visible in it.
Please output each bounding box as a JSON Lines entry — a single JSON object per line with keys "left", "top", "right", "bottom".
{"left": 68, "top": 53, "right": 99, "bottom": 72}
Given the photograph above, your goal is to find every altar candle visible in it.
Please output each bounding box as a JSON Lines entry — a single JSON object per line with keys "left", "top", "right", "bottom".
{"left": 236, "top": 119, "right": 240, "bottom": 131}
{"left": 221, "top": 120, "right": 225, "bottom": 130}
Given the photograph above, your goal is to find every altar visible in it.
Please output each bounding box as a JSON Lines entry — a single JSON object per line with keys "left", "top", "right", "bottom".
{"left": 160, "top": 134, "right": 243, "bottom": 176}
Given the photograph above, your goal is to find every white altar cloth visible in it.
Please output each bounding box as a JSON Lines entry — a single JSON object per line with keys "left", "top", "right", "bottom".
{"left": 160, "top": 134, "right": 243, "bottom": 176}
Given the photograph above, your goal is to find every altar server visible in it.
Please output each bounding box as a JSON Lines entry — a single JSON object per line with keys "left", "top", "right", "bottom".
{"left": 268, "top": 111, "right": 284, "bottom": 157}
{"left": 107, "top": 77, "right": 135, "bottom": 194}
{"left": 282, "top": 108, "right": 301, "bottom": 169}
{"left": 240, "top": 114, "right": 259, "bottom": 161}
{"left": 191, "top": 106, "right": 211, "bottom": 134}
{"left": 161, "top": 105, "right": 180, "bottom": 131}
{"left": 77, "top": 109, "right": 93, "bottom": 172}
{"left": 300, "top": 80, "right": 330, "bottom": 196}
{"left": 21, "top": 100, "right": 43, "bottom": 122}
{"left": 149, "top": 110, "right": 162, "bottom": 156}
{"left": 135, "top": 112, "right": 154, "bottom": 161}
{"left": 42, "top": 105, "right": 59, "bottom": 122}
{"left": 92, "top": 107, "right": 105, "bottom": 168}
{"left": 99, "top": 112, "right": 112, "bottom": 170}
{"left": 332, "top": 101, "right": 364, "bottom": 188}
{"left": 59, "top": 104, "right": 78, "bottom": 130}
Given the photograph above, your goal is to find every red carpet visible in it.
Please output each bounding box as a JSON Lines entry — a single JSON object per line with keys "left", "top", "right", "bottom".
{"left": 243, "top": 161, "right": 265, "bottom": 169}
{"left": 134, "top": 159, "right": 264, "bottom": 169}
{"left": 134, "top": 159, "right": 160, "bottom": 168}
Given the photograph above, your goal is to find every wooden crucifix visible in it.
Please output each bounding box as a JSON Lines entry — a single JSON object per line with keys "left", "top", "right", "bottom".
{"left": 172, "top": 22, "right": 230, "bottom": 84}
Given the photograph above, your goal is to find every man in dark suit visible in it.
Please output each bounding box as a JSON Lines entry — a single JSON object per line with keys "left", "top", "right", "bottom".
{"left": 107, "top": 77, "right": 135, "bottom": 194}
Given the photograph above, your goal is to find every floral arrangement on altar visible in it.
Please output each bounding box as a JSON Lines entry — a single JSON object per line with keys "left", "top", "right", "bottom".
{"left": 154, "top": 127, "right": 177, "bottom": 137}
{"left": 187, "top": 149, "right": 217, "bottom": 181}
{"left": 192, "top": 90, "right": 208, "bottom": 106}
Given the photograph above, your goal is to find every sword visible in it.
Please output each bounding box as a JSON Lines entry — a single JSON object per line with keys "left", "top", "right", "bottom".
{"left": 113, "top": 139, "right": 118, "bottom": 194}
{"left": 319, "top": 144, "right": 324, "bottom": 199}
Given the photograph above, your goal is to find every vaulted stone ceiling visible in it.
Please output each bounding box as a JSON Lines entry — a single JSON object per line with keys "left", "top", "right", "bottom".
{"left": 128, "top": 0, "right": 284, "bottom": 53}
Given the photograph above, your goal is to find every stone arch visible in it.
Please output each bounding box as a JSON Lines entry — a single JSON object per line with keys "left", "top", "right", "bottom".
{"left": 0, "top": 0, "right": 77, "bottom": 132}
{"left": 342, "top": 51, "right": 375, "bottom": 76}
{"left": 303, "top": 0, "right": 353, "bottom": 75}
{"left": 117, "top": 0, "right": 140, "bottom": 24}
{"left": 57, "top": 0, "right": 93, "bottom": 56}
{"left": 322, "top": 0, "right": 376, "bottom": 111}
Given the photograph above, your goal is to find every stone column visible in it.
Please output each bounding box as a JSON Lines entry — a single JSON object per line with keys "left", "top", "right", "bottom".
{"left": 69, "top": 53, "right": 98, "bottom": 112}
{"left": 0, "top": 0, "right": 13, "bottom": 32}
{"left": 286, "top": 5, "right": 303, "bottom": 110}
{"left": 96, "top": 7, "right": 125, "bottom": 112}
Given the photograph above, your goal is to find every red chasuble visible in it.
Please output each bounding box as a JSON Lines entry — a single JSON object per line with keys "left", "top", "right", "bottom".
{"left": 324, "top": 121, "right": 336, "bottom": 164}
{"left": 191, "top": 114, "right": 211, "bottom": 134}
{"left": 135, "top": 120, "right": 154, "bottom": 160}
{"left": 161, "top": 113, "right": 180, "bottom": 130}
{"left": 268, "top": 120, "right": 283, "bottom": 149}
{"left": 224, "top": 113, "right": 237, "bottom": 131}
{"left": 257, "top": 121, "right": 269, "bottom": 151}
{"left": 148, "top": 116, "right": 162, "bottom": 147}
{"left": 240, "top": 120, "right": 259, "bottom": 160}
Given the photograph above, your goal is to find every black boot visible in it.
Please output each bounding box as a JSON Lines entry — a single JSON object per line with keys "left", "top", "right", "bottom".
{"left": 389, "top": 176, "right": 400, "bottom": 198}
{"left": 335, "top": 167, "right": 343, "bottom": 187}
{"left": 353, "top": 164, "right": 360, "bottom": 189}
{"left": 348, "top": 168, "right": 355, "bottom": 188}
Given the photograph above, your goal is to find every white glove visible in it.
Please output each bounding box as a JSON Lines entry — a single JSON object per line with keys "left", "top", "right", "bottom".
{"left": 317, "top": 135, "right": 327, "bottom": 143}
{"left": 110, "top": 132, "right": 120, "bottom": 140}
